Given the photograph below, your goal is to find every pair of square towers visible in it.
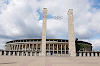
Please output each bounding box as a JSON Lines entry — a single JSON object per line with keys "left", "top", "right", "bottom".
{"left": 41, "top": 8, "right": 76, "bottom": 57}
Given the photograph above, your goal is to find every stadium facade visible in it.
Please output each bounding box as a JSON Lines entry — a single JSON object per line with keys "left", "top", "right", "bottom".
{"left": 4, "top": 39, "right": 92, "bottom": 56}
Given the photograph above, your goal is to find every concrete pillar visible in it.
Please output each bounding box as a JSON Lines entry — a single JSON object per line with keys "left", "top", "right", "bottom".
{"left": 36, "top": 44, "right": 37, "bottom": 51}
{"left": 7, "top": 45, "right": 9, "bottom": 51}
{"left": 99, "top": 53, "right": 100, "bottom": 56}
{"left": 9, "top": 51, "right": 11, "bottom": 56}
{"left": 18, "top": 45, "right": 20, "bottom": 51}
{"left": 95, "top": 52, "right": 98, "bottom": 57}
{"left": 16, "top": 45, "right": 18, "bottom": 51}
{"left": 39, "top": 52, "right": 41, "bottom": 56}
{"left": 17, "top": 52, "right": 19, "bottom": 56}
{"left": 12, "top": 45, "right": 14, "bottom": 51}
{"left": 34, "top": 52, "right": 36, "bottom": 56}
{"left": 10, "top": 45, "right": 12, "bottom": 51}
{"left": 83, "top": 52, "right": 86, "bottom": 56}
{"left": 11, "top": 45, "right": 13, "bottom": 51}
{"left": 30, "top": 52, "right": 32, "bottom": 56}
{"left": 41, "top": 8, "right": 47, "bottom": 56}
{"left": 3, "top": 51, "right": 5, "bottom": 56}
{"left": 13, "top": 51, "right": 15, "bottom": 56}
{"left": 61, "top": 44, "right": 62, "bottom": 55}
{"left": 53, "top": 44, "right": 54, "bottom": 55}
{"left": 22, "top": 44, "right": 23, "bottom": 51}
{"left": 14, "top": 45, "right": 15, "bottom": 51}
{"left": 9, "top": 45, "right": 10, "bottom": 51}
{"left": 8, "top": 51, "right": 10, "bottom": 56}
{"left": 20, "top": 44, "right": 22, "bottom": 50}
{"left": 79, "top": 53, "right": 81, "bottom": 56}
{"left": 18, "top": 45, "right": 19, "bottom": 51}
{"left": 11, "top": 45, "right": 12, "bottom": 51}
{"left": 49, "top": 44, "right": 50, "bottom": 53}
{"left": 10, "top": 45, "right": 11, "bottom": 51}
{"left": 19, "top": 45, "right": 21, "bottom": 51}
{"left": 25, "top": 44, "right": 26, "bottom": 51}
{"left": 91, "top": 53, "right": 94, "bottom": 56}
{"left": 29, "top": 44, "right": 30, "bottom": 50}
{"left": 65, "top": 44, "right": 66, "bottom": 55}
{"left": 26, "top": 52, "right": 28, "bottom": 56}
{"left": 15, "top": 45, "right": 16, "bottom": 51}
{"left": 67, "top": 9, "right": 76, "bottom": 57}
{"left": 57, "top": 44, "right": 58, "bottom": 55}
{"left": 87, "top": 53, "right": 90, "bottom": 57}
{"left": 30, "top": 44, "right": 32, "bottom": 50}
{"left": 33, "top": 44, "right": 35, "bottom": 51}
{"left": 32, "top": 44, "right": 34, "bottom": 51}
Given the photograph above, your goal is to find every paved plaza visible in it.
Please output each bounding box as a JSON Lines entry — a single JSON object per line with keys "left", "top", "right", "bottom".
{"left": 0, "top": 56, "right": 100, "bottom": 66}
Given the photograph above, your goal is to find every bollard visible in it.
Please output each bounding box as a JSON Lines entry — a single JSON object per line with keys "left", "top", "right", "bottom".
{"left": 87, "top": 53, "right": 90, "bottom": 57}
{"left": 91, "top": 53, "right": 94, "bottom": 57}
{"left": 95, "top": 52, "right": 98, "bottom": 57}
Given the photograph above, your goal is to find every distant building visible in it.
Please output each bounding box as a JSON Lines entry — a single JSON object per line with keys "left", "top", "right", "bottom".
{"left": 4, "top": 39, "right": 92, "bottom": 56}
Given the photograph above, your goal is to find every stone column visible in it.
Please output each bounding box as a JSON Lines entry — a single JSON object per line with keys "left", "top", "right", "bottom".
{"left": 12, "top": 45, "right": 14, "bottom": 51}
{"left": 49, "top": 44, "right": 50, "bottom": 56}
{"left": 16, "top": 45, "right": 18, "bottom": 51}
{"left": 95, "top": 52, "right": 98, "bottom": 57}
{"left": 65, "top": 44, "right": 66, "bottom": 55}
{"left": 32, "top": 44, "right": 34, "bottom": 51}
{"left": 53, "top": 44, "right": 54, "bottom": 55}
{"left": 19, "top": 45, "right": 20, "bottom": 51}
{"left": 87, "top": 52, "right": 90, "bottom": 57}
{"left": 10, "top": 45, "right": 12, "bottom": 51}
{"left": 49, "top": 44, "right": 50, "bottom": 52}
{"left": 12, "top": 45, "right": 13, "bottom": 51}
{"left": 17, "top": 45, "right": 19, "bottom": 51}
{"left": 9, "top": 45, "right": 12, "bottom": 51}
{"left": 25, "top": 44, "right": 26, "bottom": 51}
{"left": 36, "top": 44, "right": 37, "bottom": 51}
{"left": 67, "top": 9, "right": 76, "bottom": 57}
{"left": 41, "top": 8, "right": 47, "bottom": 56}
{"left": 57, "top": 44, "right": 58, "bottom": 55}
{"left": 13, "top": 45, "right": 14, "bottom": 51}
{"left": 13, "top": 51, "right": 15, "bottom": 56}
{"left": 83, "top": 52, "right": 86, "bottom": 56}
{"left": 14, "top": 45, "right": 16, "bottom": 51}
{"left": 79, "top": 52, "right": 82, "bottom": 56}
{"left": 29, "top": 44, "right": 30, "bottom": 50}
{"left": 91, "top": 52, "right": 94, "bottom": 56}
{"left": 9, "top": 45, "right": 10, "bottom": 51}
{"left": 15, "top": 45, "right": 16, "bottom": 51}
{"left": 61, "top": 44, "right": 62, "bottom": 55}
{"left": 17, "top": 45, "right": 18, "bottom": 51}
{"left": 22, "top": 44, "right": 23, "bottom": 51}
{"left": 8, "top": 51, "right": 10, "bottom": 56}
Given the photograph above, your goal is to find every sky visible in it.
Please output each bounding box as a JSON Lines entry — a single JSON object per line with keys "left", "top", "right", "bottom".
{"left": 0, "top": 0, "right": 100, "bottom": 51}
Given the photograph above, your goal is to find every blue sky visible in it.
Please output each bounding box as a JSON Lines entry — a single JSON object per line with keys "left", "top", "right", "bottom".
{"left": 0, "top": 0, "right": 100, "bottom": 50}
{"left": 37, "top": 9, "right": 53, "bottom": 20}
{"left": 90, "top": 0, "right": 100, "bottom": 9}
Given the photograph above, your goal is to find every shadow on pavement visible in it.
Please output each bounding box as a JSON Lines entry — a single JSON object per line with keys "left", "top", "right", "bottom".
{"left": 0, "top": 62, "right": 16, "bottom": 64}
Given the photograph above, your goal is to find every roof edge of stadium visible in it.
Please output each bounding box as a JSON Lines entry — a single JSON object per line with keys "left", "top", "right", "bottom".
{"left": 6, "top": 38, "right": 92, "bottom": 45}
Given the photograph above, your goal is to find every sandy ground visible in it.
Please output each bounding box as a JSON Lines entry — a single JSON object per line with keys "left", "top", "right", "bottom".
{"left": 0, "top": 56, "right": 100, "bottom": 66}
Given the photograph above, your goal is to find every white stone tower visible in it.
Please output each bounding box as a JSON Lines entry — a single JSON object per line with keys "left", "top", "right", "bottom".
{"left": 67, "top": 9, "right": 76, "bottom": 57}
{"left": 41, "top": 8, "right": 47, "bottom": 56}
